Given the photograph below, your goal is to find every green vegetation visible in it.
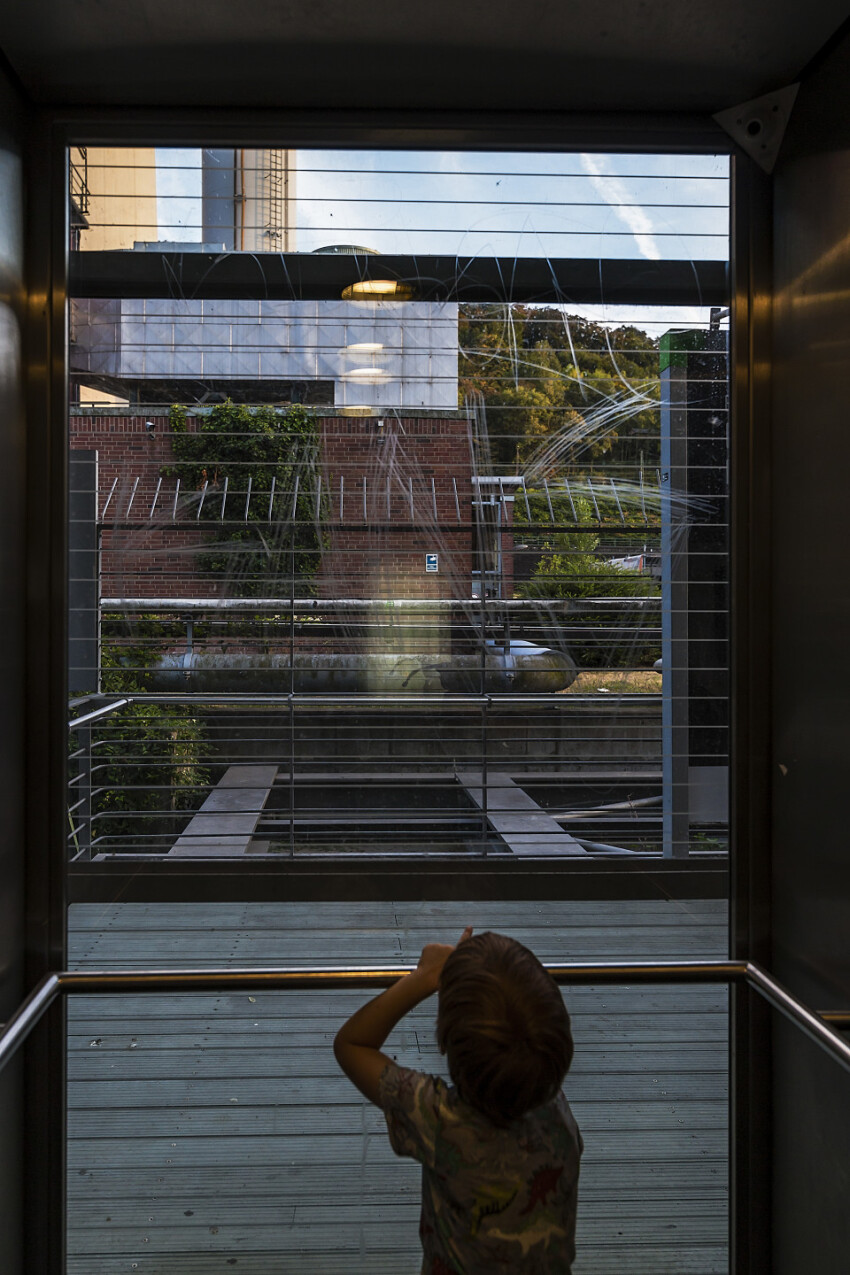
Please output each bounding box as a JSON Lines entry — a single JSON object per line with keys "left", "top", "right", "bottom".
{"left": 75, "top": 616, "right": 210, "bottom": 848}
{"left": 459, "top": 310, "right": 664, "bottom": 673}
{"left": 458, "top": 305, "right": 659, "bottom": 470}
{"left": 167, "top": 401, "right": 326, "bottom": 596}
{"left": 515, "top": 493, "right": 660, "bottom": 670}
{"left": 516, "top": 491, "right": 658, "bottom": 601}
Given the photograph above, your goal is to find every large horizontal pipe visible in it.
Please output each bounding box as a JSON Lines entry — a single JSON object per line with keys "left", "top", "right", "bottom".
{"left": 149, "top": 644, "right": 577, "bottom": 694}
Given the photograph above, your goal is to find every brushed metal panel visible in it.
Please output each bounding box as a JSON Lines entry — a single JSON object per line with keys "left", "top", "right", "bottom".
{"left": 771, "top": 22, "right": 850, "bottom": 1275}
{"left": 0, "top": 55, "right": 27, "bottom": 1275}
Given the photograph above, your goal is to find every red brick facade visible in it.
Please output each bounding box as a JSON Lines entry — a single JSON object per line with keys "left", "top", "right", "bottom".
{"left": 70, "top": 409, "right": 482, "bottom": 600}
{"left": 318, "top": 416, "right": 473, "bottom": 599}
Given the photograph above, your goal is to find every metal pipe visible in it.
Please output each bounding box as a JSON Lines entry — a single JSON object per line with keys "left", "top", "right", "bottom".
{"left": 542, "top": 477, "right": 555, "bottom": 522}
{"left": 100, "top": 515, "right": 660, "bottom": 535}
{"left": 68, "top": 698, "right": 129, "bottom": 730}
{"left": 573, "top": 839, "right": 637, "bottom": 854}
{"left": 552, "top": 795, "right": 663, "bottom": 818}
{"left": 67, "top": 691, "right": 656, "bottom": 708}
{"left": 100, "top": 476, "right": 118, "bottom": 520}
{"left": 100, "top": 597, "right": 637, "bottom": 613}
{"left": 125, "top": 476, "right": 140, "bottom": 518}
{"left": 149, "top": 477, "right": 162, "bottom": 519}
{"left": 609, "top": 477, "right": 625, "bottom": 524}
{"left": 53, "top": 960, "right": 748, "bottom": 1000}
{"left": 6, "top": 962, "right": 850, "bottom": 1077}
{"left": 588, "top": 478, "right": 602, "bottom": 522}
{"left": 0, "top": 974, "right": 61, "bottom": 1073}
{"left": 522, "top": 478, "right": 531, "bottom": 520}
{"left": 745, "top": 962, "right": 850, "bottom": 1075}
{"left": 564, "top": 477, "right": 578, "bottom": 523}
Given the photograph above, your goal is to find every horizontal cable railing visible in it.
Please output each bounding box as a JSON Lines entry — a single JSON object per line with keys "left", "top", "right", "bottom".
{"left": 2, "top": 960, "right": 849, "bottom": 1076}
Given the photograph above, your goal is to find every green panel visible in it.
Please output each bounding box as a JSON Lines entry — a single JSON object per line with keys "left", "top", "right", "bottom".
{"left": 660, "top": 328, "right": 708, "bottom": 374}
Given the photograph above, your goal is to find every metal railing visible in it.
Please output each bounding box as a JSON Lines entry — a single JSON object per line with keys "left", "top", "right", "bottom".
{"left": 67, "top": 689, "right": 671, "bottom": 860}
{"left": 2, "top": 959, "right": 849, "bottom": 1076}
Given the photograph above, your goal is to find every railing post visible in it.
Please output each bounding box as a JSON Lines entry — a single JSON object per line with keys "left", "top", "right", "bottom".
{"left": 77, "top": 726, "right": 92, "bottom": 860}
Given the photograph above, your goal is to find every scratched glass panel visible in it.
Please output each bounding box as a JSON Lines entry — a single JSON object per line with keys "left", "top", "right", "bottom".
{"left": 67, "top": 146, "right": 730, "bottom": 862}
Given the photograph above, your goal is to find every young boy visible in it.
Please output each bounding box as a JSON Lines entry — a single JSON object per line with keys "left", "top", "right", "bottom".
{"left": 334, "top": 928, "right": 582, "bottom": 1274}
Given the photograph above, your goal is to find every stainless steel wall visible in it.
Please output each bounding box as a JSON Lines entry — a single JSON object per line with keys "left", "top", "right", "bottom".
{"left": 771, "top": 26, "right": 850, "bottom": 1275}
{"left": 0, "top": 57, "right": 28, "bottom": 1275}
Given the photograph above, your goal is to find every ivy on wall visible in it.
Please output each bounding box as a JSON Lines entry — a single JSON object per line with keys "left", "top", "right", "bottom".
{"left": 167, "top": 401, "right": 327, "bottom": 597}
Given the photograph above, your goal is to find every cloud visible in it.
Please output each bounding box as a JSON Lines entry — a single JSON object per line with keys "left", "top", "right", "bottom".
{"left": 579, "top": 154, "right": 662, "bottom": 260}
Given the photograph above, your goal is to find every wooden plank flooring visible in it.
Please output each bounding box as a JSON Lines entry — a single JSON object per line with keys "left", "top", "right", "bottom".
{"left": 67, "top": 899, "right": 728, "bottom": 1273}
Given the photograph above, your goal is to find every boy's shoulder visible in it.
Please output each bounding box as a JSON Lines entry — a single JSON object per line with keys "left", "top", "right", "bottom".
{"left": 378, "top": 1061, "right": 451, "bottom": 1121}
{"left": 379, "top": 1060, "right": 581, "bottom": 1159}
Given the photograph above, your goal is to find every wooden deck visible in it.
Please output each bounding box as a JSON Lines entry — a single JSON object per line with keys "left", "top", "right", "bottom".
{"left": 67, "top": 899, "right": 729, "bottom": 1273}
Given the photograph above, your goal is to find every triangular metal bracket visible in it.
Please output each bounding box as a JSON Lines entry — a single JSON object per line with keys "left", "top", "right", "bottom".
{"left": 714, "top": 84, "right": 799, "bottom": 173}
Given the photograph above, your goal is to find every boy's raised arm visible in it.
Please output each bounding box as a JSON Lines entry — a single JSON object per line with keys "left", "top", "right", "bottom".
{"left": 333, "top": 928, "right": 472, "bottom": 1105}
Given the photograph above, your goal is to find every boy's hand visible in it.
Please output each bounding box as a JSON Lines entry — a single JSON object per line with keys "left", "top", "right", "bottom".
{"left": 333, "top": 926, "right": 473, "bottom": 1106}
{"left": 414, "top": 926, "right": 473, "bottom": 994}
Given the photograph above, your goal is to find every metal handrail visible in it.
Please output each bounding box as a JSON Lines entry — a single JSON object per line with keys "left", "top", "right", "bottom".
{"left": 99, "top": 597, "right": 659, "bottom": 613}
{"left": 66, "top": 690, "right": 660, "bottom": 729}
{"left": 1, "top": 959, "right": 849, "bottom": 1077}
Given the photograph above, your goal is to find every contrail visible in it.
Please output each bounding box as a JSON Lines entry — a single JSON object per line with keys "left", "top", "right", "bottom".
{"left": 579, "top": 154, "right": 661, "bottom": 261}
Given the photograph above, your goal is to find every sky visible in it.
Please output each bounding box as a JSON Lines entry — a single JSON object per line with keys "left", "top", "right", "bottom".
{"left": 154, "top": 147, "right": 729, "bottom": 333}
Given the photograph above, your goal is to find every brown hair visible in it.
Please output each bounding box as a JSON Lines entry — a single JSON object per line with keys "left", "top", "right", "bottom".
{"left": 436, "top": 931, "right": 574, "bottom": 1125}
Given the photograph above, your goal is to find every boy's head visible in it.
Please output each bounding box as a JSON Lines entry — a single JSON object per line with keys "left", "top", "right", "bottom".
{"left": 436, "top": 931, "right": 573, "bottom": 1125}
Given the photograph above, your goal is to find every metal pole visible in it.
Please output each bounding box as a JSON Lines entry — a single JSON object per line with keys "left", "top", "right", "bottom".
{"left": 67, "top": 698, "right": 129, "bottom": 730}
{"left": 745, "top": 962, "right": 850, "bottom": 1074}
{"left": 0, "top": 975, "right": 60, "bottom": 1073}
{"left": 4, "top": 961, "right": 850, "bottom": 1076}
{"left": 78, "top": 726, "right": 92, "bottom": 860}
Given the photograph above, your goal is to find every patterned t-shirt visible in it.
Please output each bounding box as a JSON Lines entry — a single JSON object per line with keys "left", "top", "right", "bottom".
{"left": 378, "top": 1062, "right": 583, "bottom": 1275}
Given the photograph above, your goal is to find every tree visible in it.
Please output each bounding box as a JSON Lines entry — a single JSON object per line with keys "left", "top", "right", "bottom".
{"left": 458, "top": 304, "right": 660, "bottom": 472}
{"left": 167, "top": 401, "right": 326, "bottom": 596}
{"left": 515, "top": 492, "right": 660, "bottom": 669}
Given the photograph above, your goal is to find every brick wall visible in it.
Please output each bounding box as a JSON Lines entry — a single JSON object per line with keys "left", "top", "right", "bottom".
{"left": 70, "top": 409, "right": 484, "bottom": 600}
{"left": 318, "top": 416, "right": 473, "bottom": 599}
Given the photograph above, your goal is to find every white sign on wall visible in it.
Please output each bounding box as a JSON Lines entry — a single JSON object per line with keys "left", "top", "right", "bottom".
{"left": 425, "top": 553, "right": 439, "bottom": 573}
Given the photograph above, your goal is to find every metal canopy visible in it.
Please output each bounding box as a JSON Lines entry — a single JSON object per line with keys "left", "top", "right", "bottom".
{"left": 71, "top": 250, "right": 729, "bottom": 306}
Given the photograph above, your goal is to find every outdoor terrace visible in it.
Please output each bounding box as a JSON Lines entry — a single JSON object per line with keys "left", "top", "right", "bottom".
{"left": 67, "top": 896, "right": 729, "bottom": 1273}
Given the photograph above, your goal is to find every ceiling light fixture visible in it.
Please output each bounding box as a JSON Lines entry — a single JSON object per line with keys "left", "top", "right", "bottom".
{"left": 341, "top": 279, "right": 415, "bottom": 300}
